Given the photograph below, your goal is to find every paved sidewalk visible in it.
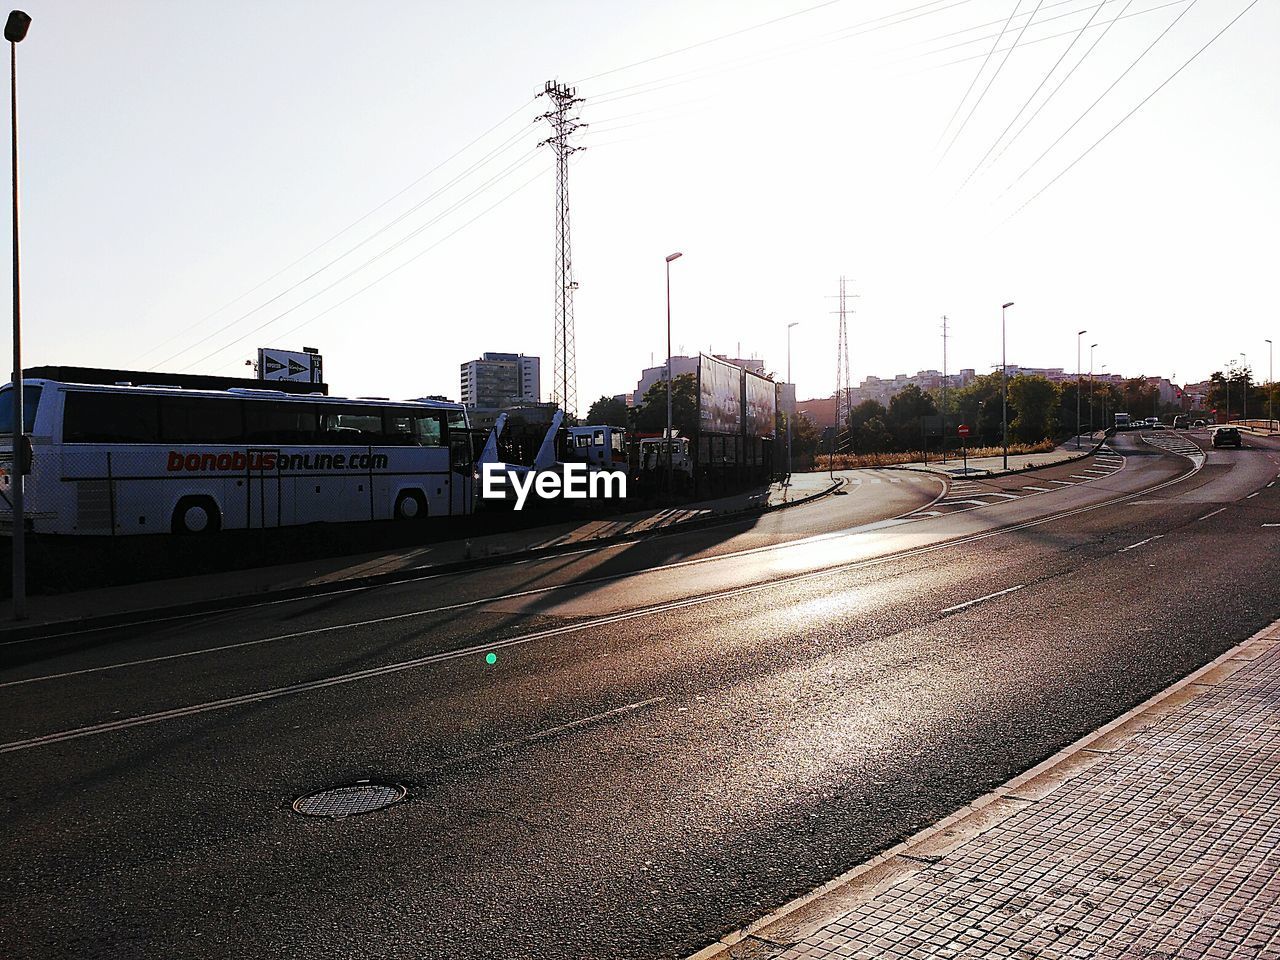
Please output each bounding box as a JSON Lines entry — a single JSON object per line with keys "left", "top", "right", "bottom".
{"left": 9, "top": 472, "right": 838, "bottom": 632}
{"left": 696, "top": 617, "right": 1280, "bottom": 960}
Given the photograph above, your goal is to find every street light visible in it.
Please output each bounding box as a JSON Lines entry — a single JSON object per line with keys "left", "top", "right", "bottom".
{"left": 1241, "top": 352, "right": 1248, "bottom": 422}
{"left": 664, "top": 251, "right": 682, "bottom": 496}
{"left": 6, "top": 9, "right": 30, "bottom": 621}
{"left": 1076, "top": 329, "right": 1086, "bottom": 449}
{"left": 785, "top": 321, "right": 798, "bottom": 484}
{"left": 1089, "top": 343, "right": 1097, "bottom": 436}
{"left": 1101, "top": 364, "right": 1108, "bottom": 428}
{"left": 1267, "top": 339, "right": 1273, "bottom": 431}
{"left": 1002, "top": 302, "right": 1014, "bottom": 469}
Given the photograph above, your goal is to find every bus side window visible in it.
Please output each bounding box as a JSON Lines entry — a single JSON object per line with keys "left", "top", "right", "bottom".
{"left": 159, "top": 397, "right": 244, "bottom": 443}
{"left": 246, "top": 401, "right": 317, "bottom": 444}
{"left": 63, "top": 391, "right": 159, "bottom": 443}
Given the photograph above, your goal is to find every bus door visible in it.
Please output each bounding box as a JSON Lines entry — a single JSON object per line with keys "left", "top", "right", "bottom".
{"left": 246, "top": 448, "right": 282, "bottom": 528}
{"left": 448, "top": 428, "right": 479, "bottom": 516}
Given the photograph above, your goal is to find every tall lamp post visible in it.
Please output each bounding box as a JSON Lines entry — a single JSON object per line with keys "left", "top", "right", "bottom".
{"left": 7, "top": 9, "right": 30, "bottom": 621}
{"left": 1002, "top": 302, "right": 1014, "bottom": 470}
{"left": 664, "top": 252, "right": 682, "bottom": 496}
{"left": 1267, "top": 339, "right": 1273, "bottom": 431}
{"left": 785, "top": 321, "right": 798, "bottom": 483}
{"left": 1241, "top": 352, "right": 1248, "bottom": 423}
{"left": 1100, "top": 364, "right": 1108, "bottom": 428}
{"left": 1088, "top": 343, "right": 1097, "bottom": 436}
{"left": 1075, "top": 329, "right": 1086, "bottom": 448}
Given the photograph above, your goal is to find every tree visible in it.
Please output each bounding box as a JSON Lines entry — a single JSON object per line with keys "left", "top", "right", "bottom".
{"left": 860, "top": 416, "right": 892, "bottom": 453}
{"left": 585, "top": 394, "right": 630, "bottom": 426}
{"left": 845, "top": 399, "right": 888, "bottom": 453}
{"left": 1008, "top": 375, "right": 1058, "bottom": 443}
{"left": 787, "top": 412, "right": 822, "bottom": 467}
{"left": 952, "top": 372, "right": 1004, "bottom": 447}
{"left": 887, "top": 384, "right": 938, "bottom": 450}
{"left": 634, "top": 373, "right": 698, "bottom": 437}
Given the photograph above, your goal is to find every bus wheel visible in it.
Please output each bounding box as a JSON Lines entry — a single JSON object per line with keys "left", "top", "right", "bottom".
{"left": 172, "top": 496, "right": 221, "bottom": 534}
{"left": 394, "top": 490, "right": 427, "bottom": 521}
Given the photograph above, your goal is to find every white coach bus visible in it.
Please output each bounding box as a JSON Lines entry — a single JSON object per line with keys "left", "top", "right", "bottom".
{"left": 0, "top": 378, "right": 479, "bottom": 535}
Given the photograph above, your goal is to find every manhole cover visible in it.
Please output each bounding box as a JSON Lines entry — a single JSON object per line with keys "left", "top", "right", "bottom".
{"left": 292, "top": 781, "right": 407, "bottom": 819}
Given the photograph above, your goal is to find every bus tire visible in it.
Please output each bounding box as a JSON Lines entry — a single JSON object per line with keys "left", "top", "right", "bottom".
{"left": 393, "top": 489, "right": 427, "bottom": 521}
{"left": 172, "top": 496, "right": 221, "bottom": 535}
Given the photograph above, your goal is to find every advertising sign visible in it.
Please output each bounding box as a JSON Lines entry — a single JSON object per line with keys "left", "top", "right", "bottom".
{"left": 257, "top": 348, "right": 323, "bottom": 384}
{"left": 698, "top": 353, "right": 741, "bottom": 435}
{"left": 744, "top": 371, "right": 777, "bottom": 438}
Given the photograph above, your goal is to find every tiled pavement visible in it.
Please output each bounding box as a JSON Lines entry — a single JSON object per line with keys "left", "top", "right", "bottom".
{"left": 732, "top": 620, "right": 1280, "bottom": 960}
{"left": 908, "top": 447, "right": 1126, "bottom": 519}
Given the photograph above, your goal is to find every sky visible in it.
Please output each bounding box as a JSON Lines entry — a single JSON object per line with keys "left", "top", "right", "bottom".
{"left": 5, "top": 0, "right": 1278, "bottom": 409}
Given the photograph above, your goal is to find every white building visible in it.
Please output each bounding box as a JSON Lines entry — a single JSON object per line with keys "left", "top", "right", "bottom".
{"left": 460, "top": 352, "right": 540, "bottom": 409}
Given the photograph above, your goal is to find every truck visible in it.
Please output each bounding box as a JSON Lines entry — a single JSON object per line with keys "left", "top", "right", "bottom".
{"left": 1114, "top": 412, "right": 1131, "bottom": 431}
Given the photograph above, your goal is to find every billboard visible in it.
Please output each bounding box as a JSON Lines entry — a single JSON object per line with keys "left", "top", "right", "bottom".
{"left": 258, "top": 348, "right": 323, "bottom": 384}
{"left": 744, "top": 371, "right": 777, "bottom": 438}
{"left": 698, "top": 353, "right": 741, "bottom": 435}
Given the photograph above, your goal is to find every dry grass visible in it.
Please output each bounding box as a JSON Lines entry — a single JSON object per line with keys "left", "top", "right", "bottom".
{"left": 806, "top": 438, "right": 1057, "bottom": 471}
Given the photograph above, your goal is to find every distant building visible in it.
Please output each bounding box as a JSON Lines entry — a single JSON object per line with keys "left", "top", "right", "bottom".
{"left": 460, "top": 352, "right": 540, "bottom": 409}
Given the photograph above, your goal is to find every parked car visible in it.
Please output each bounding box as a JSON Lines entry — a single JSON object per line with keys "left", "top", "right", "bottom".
{"left": 1212, "top": 426, "right": 1242, "bottom": 448}
{"left": 1150, "top": 422, "right": 1167, "bottom": 430}
{"left": 1172, "top": 415, "right": 1188, "bottom": 429}
{"left": 1193, "top": 419, "right": 1206, "bottom": 428}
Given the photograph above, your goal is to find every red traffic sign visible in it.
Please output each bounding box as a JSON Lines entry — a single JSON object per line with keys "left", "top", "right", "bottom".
{"left": 957, "top": 424, "right": 971, "bottom": 438}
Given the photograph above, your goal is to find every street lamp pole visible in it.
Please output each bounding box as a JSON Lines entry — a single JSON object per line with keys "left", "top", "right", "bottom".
{"left": 1076, "top": 329, "right": 1086, "bottom": 449}
{"left": 785, "top": 321, "right": 798, "bottom": 484}
{"left": 1267, "top": 339, "right": 1274, "bottom": 431}
{"left": 664, "top": 252, "right": 682, "bottom": 496}
{"left": 1002, "top": 302, "right": 1014, "bottom": 470}
{"left": 1241, "top": 352, "right": 1248, "bottom": 422}
{"left": 6, "top": 9, "right": 30, "bottom": 621}
{"left": 1101, "top": 365, "right": 1108, "bottom": 428}
{"left": 1089, "top": 343, "right": 1097, "bottom": 436}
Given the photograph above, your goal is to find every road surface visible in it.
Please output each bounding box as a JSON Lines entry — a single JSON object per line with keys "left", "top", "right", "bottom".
{"left": 2, "top": 434, "right": 1278, "bottom": 959}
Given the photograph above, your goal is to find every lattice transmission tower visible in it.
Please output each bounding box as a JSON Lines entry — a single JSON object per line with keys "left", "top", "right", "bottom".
{"left": 538, "top": 80, "right": 586, "bottom": 418}
{"left": 834, "top": 276, "right": 853, "bottom": 452}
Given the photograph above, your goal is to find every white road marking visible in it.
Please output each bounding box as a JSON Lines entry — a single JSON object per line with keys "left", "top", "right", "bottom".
{"left": 1264, "top": 524, "right": 1280, "bottom": 528}
{"left": 940, "top": 584, "right": 1025, "bottom": 615}
{"left": 982, "top": 492, "right": 1020, "bottom": 499}
{"left": 911, "top": 511, "right": 944, "bottom": 518}
{"left": 1198, "top": 508, "right": 1226, "bottom": 521}
{"left": 1049, "top": 480, "right": 1074, "bottom": 486}
{"left": 1118, "top": 535, "right": 1165, "bottom": 553}
{"left": 889, "top": 478, "right": 902, "bottom": 484}
{"left": 1268, "top": 481, "right": 1275, "bottom": 488}
{"left": 1021, "top": 486, "right": 1052, "bottom": 492}
{"left": 1247, "top": 492, "right": 1260, "bottom": 499}
{"left": 1069, "top": 475, "right": 1095, "bottom": 480}
{"left": 940, "top": 499, "right": 1001, "bottom": 507}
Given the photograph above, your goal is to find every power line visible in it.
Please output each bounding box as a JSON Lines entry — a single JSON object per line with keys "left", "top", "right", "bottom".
{"left": 177, "top": 146, "right": 546, "bottom": 372}
{"left": 137, "top": 96, "right": 535, "bottom": 366}
{"left": 958, "top": 0, "right": 1110, "bottom": 187}
{"left": 1003, "top": 0, "right": 1200, "bottom": 196}
{"left": 938, "top": 0, "right": 1049, "bottom": 165}
{"left": 982, "top": 0, "right": 1141, "bottom": 170}
{"left": 1009, "top": 0, "right": 1260, "bottom": 217}
{"left": 231, "top": 166, "right": 551, "bottom": 367}
{"left": 935, "top": 0, "right": 1024, "bottom": 151}
{"left": 573, "top": 0, "right": 856, "bottom": 85}
{"left": 156, "top": 121, "right": 540, "bottom": 368}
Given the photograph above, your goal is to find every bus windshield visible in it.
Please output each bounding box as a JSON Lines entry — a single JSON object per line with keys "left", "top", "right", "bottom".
{"left": 0, "top": 384, "right": 41, "bottom": 434}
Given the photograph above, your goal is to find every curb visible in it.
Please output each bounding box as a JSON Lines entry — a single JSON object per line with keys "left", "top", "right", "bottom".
{"left": 0, "top": 478, "right": 843, "bottom": 643}
{"left": 687, "top": 613, "right": 1280, "bottom": 960}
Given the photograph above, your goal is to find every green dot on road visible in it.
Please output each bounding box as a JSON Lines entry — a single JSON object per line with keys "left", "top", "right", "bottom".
{"left": 485, "top": 653, "right": 497, "bottom": 665}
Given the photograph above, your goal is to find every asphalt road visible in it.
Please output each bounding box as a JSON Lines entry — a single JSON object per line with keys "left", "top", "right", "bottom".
{"left": 2, "top": 434, "right": 1279, "bottom": 959}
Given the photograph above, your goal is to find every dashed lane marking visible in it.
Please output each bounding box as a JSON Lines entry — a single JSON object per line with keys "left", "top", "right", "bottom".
{"left": 940, "top": 584, "right": 1025, "bottom": 615}
{"left": 1118, "top": 535, "right": 1165, "bottom": 553}
{"left": 1198, "top": 508, "right": 1226, "bottom": 521}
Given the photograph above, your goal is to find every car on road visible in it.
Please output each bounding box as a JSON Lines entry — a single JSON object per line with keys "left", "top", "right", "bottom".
{"left": 1193, "top": 419, "right": 1207, "bottom": 428}
{"left": 1173, "top": 415, "right": 1188, "bottom": 429}
{"left": 1211, "top": 426, "right": 1242, "bottom": 448}
{"left": 1150, "top": 422, "right": 1166, "bottom": 430}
